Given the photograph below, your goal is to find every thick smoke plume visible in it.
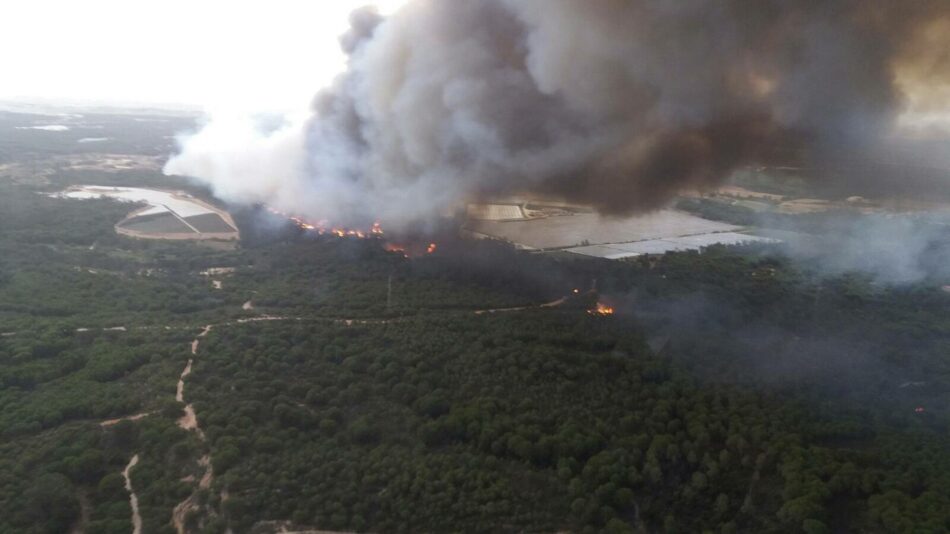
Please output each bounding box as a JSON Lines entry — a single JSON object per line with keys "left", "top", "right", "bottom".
{"left": 165, "top": 0, "right": 950, "bottom": 228}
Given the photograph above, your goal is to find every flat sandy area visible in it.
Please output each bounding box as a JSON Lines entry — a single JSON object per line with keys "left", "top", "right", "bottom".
{"left": 468, "top": 209, "right": 739, "bottom": 250}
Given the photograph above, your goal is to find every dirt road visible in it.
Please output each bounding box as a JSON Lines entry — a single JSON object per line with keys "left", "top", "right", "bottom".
{"left": 176, "top": 361, "right": 192, "bottom": 403}
{"left": 123, "top": 454, "right": 143, "bottom": 534}
{"left": 100, "top": 412, "right": 153, "bottom": 427}
{"left": 173, "top": 327, "right": 215, "bottom": 533}
{"left": 474, "top": 297, "right": 567, "bottom": 315}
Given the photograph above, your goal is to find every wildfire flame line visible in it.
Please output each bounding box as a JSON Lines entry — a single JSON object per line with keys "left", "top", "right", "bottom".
{"left": 268, "top": 207, "right": 384, "bottom": 239}
{"left": 268, "top": 207, "right": 437, "bottom": 258}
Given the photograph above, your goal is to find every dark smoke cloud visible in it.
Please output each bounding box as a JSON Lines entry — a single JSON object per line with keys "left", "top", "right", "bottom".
{"left": 165, "top": 0, "right": 950, "bottom": 228}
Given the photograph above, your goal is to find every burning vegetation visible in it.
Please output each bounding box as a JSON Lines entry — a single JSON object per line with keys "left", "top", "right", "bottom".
{"left": 269, "top": 207, "right": 385, "bottom": 239}
{"left": 270, "top": 207, "right": 441, "bottom": 258}
{"left": 383, "top": 241, "right": 439, "bottom": 257}
{"left": 588, "top": 302, "right": 615, "bottom": 316}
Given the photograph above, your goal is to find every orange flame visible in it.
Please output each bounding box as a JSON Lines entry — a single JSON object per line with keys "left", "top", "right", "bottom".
{"left": 269, "top": 207, "right": 384, "bottom": 239}
{"left": 588, "top": 302, "right": 615, "bottom": 316}
{"left": 269, "top": 208, "right": 441, "bottom": 260}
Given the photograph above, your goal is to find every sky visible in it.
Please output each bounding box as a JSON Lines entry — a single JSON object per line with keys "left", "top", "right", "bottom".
{"left": 0, "top": 0, "right": 409, "bottom": 112}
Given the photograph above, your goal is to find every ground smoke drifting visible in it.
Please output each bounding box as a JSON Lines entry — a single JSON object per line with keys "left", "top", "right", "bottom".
{"left": 165, "top": 0, "right": 950, "bottom": 229}
{"left": 772, "top": 214, "right": 950, "bottom": 284}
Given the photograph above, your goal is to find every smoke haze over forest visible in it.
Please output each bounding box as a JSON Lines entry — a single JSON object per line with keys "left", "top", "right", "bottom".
{"left": 165, "top": 0, "right": 950, "bottom": 229}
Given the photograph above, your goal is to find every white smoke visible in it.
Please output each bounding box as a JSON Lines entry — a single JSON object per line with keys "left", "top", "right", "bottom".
{"left": 165, "top": 0, "right": 950, "bottom": 229}
{"left": 165, "top": 114, "right": 308, "bottom": 210}
{"left": 775, "top": 214, "right": 950, "bottom": 285}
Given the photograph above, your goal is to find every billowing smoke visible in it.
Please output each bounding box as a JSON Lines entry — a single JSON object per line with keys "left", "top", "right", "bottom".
{"left": 165, "top": 0, "right": 950, "bottom": 229}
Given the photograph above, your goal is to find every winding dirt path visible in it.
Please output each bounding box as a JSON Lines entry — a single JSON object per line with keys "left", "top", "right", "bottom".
{"left": 172, "top": 456, "right": 214, "bottom": 534}
{"left": 100, "top": 412, "right": 153, "bottom": 427}
{"left": 178, "top": 326, "right": 211, "bottom": 435}
{"left": 164, "top": 301, "right": 564, "bottom": 532}
{"left": 123, "top": 454, "right": 143, "bottom": 534}
{"left": 173, "top": 326, "right": 215, "bottom": 533}
{"left": 179, "top": 324, "right": 212, "bottom": 409}
{"left": 474, "top": 297, "right": 567, "bottom": 315}
{"left": 177, "top": 404, "right": 204, "bottom": 437}
{"left": 9, "top": 294, "right": 569, "bottom": 343}
{"left": 17, "top": 301, "right": 574, "bottom": 532}
{"left": 175, "top": 324, "right": 214, "bottom": 440}
{"left": 176, "top": 361, "right": 192, "bottom": 403}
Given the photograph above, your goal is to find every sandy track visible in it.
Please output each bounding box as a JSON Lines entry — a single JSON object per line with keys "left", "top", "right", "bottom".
{"left": 180, "top": 324, "right": 212, "bottom": 404}
{"left": 177, "top": 404, "right": 205, "bottom": 439}
{"left": 474, "top": 297, "right": 567, "bottom": 315}
{"left": 9, "top": 296, "right": 569, "bottom": 342}
{"left": 172, "top": 455, "right": 214, "bottom": 534}
{"left": 123, "top": 454, "right": 143, "bottom": 534}
{"left": 174, "top": 326, "right": 215, "bottom": 533}
{"left": 100, "top": 412, "right": 153, "bottom": 427}
{"left": 47, "top": 304, "right": 572, "bottom": 533}
{"left": 3, "top": 301, "right": 567, "bottom": 341}
{"left": 177, "top": 361, "right": 193, "bottom": 403}
{"left": 178, "top": 326, "right": 212, "bottom": 435}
